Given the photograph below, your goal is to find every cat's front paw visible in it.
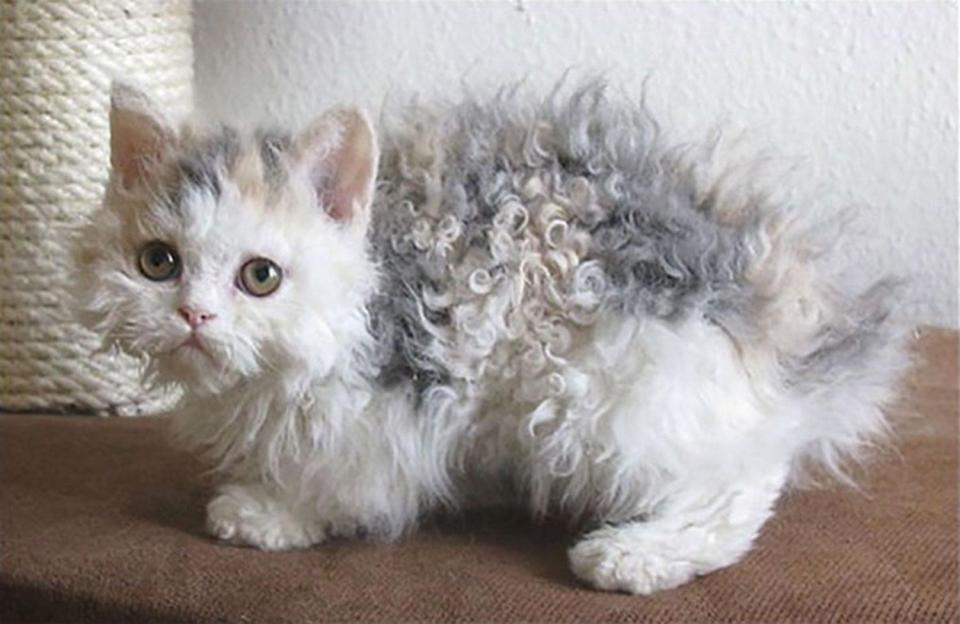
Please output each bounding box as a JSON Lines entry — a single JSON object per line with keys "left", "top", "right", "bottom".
{"left": 568, "top": 525, "right": 698, "bottom": 595}
{"left": 206, "top": 485, "right": 319, "bottom": 551}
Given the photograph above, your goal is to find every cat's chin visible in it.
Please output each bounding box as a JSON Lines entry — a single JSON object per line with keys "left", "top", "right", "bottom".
{"left": 153, "top": 345, "right": 239, "bottom": 396}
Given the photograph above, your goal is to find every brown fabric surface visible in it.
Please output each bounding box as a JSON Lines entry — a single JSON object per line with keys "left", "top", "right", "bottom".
{"left": 1, "top": 328, "right": 957, "bottom": 623}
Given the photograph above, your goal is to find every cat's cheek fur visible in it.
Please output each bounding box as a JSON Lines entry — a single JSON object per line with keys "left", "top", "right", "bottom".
{"left": 71, "top": 207, "right": 179, "bottom": 364}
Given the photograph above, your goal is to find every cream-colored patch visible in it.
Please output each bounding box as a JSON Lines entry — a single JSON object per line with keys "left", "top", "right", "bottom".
{"left": 229, "top": 141, "right": 270, "bottom": 207}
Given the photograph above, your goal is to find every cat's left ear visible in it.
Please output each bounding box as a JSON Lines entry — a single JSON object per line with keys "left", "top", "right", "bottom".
{"left": 292, "top": 108, "right": 379, "bottom": 229}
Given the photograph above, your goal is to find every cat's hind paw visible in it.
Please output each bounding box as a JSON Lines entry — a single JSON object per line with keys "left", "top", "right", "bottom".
{"left": 206, "top": 485, "right": 319, "bottom": 551}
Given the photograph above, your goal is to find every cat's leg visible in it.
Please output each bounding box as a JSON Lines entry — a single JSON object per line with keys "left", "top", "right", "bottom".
{"left": 568, "top": 464, "right": 788, "bottom": 594}
{"left": 206, "top": 482, "right": 321, "bottom": 551}
{"left": 206, "top": 464, "right": 430, "bottom": 551}
{"left": 203, "top": 386, "right": 444, "bottom": 550}
{"left": 206, "top": 431, "right": 437, "bottom": 550}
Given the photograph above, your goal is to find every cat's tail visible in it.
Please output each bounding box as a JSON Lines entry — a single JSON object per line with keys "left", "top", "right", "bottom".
{"left": 783, "top": 280, "right": 911, "bottom": 484}
{"left": 743, "top": 212, "right": 913, "bottom": 486}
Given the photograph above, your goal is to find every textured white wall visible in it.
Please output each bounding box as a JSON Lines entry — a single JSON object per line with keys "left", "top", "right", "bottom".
{"left": 194, "top": 1, "right": 958, "bottom": 327}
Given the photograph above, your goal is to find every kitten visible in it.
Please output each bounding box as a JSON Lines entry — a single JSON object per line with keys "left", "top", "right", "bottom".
{"left": 73, "top": 80, "right": 908, "bottom": 594}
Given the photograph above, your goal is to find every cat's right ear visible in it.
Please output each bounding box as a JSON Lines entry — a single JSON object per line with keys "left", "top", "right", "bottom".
{"left": 109, "top": 82, "right": 176, "bottom": 189}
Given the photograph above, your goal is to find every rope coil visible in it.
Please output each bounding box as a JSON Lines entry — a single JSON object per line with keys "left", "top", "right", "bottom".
{"left": 1, "top": 0, "right": 193, "bottom": 415}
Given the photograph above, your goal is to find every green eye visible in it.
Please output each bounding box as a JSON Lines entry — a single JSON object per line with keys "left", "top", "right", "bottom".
{"left": 138, "top": 241, "right": 181, "bottom": 281}
{"left": 239, "top": 257, "right": 282, "bottom": 297}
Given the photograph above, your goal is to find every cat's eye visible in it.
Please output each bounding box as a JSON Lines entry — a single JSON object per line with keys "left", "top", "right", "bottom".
{"left": 138, "top": 241, "right": 181, "bottom": 281}
{"left": 238, "top": 257, "right": 283, "bottom": 297}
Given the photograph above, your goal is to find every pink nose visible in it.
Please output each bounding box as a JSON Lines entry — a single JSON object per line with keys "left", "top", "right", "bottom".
{"left": 178, "top": 306, "right": 216, "bottom": 329}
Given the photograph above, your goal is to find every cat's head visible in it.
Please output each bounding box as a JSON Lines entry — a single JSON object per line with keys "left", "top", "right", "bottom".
{"left": 73, "top": 83, "right": 380, "bottom": 395}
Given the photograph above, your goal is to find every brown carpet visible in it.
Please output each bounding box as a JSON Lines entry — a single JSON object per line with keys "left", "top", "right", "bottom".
{"left": 1, "top": 328, "right": 957, "bottom": 623}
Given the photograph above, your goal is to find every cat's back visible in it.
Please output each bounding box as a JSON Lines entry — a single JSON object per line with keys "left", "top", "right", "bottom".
{"left": 364, "top": 82, "right": 904, "bottom": 509}
{"left": 366, "top": 82, "right": 760, "bottom": 395}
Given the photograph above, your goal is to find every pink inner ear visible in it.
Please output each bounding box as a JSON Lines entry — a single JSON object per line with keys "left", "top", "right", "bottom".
{"left": 310, "top": 145, "right": 369, "bottom": 223}
{"left": 113, "top": 132, "right": 164, "bottom": 188}
{"left": 326, "top": 189, "right": 352, "bottom": 222}
{"left": 307, "top": 167, "right": 351, "bottom": 221}
{"left": 111, "top": 110, "right": 173, "bottom": 189}
{"left": 326, "top": 163, "right": 373, "bottom": 223}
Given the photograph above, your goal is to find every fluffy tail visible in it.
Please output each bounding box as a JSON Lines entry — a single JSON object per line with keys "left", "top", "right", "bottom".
{"left": 781, "top": 277, "right": 911, "bottom": 483}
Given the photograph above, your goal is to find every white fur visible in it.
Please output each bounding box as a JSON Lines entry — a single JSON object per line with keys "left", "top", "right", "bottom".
{"left": 74, "top": 83, "right": 907, "bottom": 595}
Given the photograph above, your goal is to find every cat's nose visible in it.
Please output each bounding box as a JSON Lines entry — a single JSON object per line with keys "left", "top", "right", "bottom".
{"left": 178, "top": 306, "right": 216, "bottom": 329}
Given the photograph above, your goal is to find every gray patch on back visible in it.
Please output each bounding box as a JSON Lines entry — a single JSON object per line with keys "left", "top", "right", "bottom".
{"left": 586, "top": 195, "right": 754, "bottom": 320}
{"left": 367, "top": 81, "right": 763, "bottom": 394}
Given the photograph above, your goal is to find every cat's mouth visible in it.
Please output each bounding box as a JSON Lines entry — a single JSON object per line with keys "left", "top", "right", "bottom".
{"left": 155, "top": 332, "right": 239, "bottom": 391}
{"left": 173, "top": 334, "right": 212, "bottom": 358}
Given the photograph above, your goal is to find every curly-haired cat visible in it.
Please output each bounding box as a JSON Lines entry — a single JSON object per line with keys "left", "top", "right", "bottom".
{"left": 73, "top": 81, "right": 907, "bottom": 594}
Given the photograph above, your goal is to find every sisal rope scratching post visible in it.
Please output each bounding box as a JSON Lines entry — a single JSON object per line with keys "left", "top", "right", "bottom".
{"left": 0, "top": 1, "right": 193, "bottom": 415}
